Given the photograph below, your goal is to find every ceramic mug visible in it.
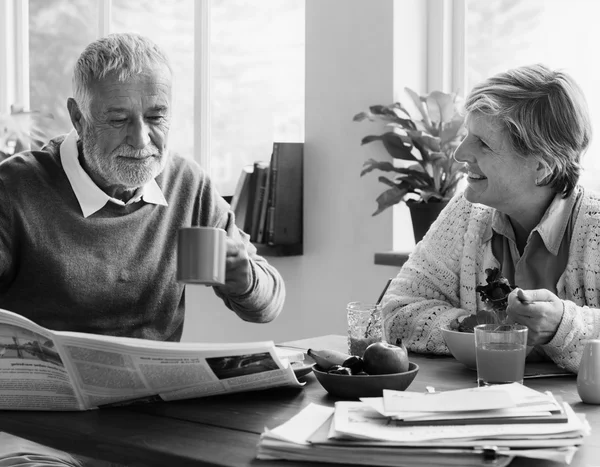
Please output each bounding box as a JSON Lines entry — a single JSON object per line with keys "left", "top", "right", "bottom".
{"left": 577, "top": 339, "right": 600, "bottom": 404}
{"left": 177, "top": 227, "right": 226, "bottom": 286}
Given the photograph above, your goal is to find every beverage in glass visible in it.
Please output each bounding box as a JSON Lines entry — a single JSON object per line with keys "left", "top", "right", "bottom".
{"left": 474, "top": 324, "right": 528, "bottom": 386}
{"left": 347, "top": 302, "right": 382, "bottom": 356}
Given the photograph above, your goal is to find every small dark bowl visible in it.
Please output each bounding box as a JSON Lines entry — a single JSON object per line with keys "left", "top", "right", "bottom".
{"left": 312, "top": 362, "right": 419, "bottom": 398}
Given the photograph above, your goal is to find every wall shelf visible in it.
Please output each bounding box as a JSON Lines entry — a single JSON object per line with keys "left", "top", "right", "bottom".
{"left": 254, "top": 243, "right": 303, "bottom": 257}
{"left": 374, "top": 250, "right": 411, "bottom": 267}
{"left": 226, "top": 142, "right": 303, "bottom": 258}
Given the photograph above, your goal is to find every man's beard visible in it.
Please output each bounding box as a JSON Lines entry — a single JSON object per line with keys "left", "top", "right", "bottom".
{"left": 81, "top": 125, "right": 168, "bottom": 189}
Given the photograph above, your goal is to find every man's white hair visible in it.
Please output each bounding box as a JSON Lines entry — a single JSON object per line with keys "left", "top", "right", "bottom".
{"left": 72, "top": 33, "right": 172, "bottom": 119}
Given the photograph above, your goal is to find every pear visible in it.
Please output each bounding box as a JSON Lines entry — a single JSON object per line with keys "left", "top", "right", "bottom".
{"left": 307, "top": 348, "right": 352, "bottom": 371}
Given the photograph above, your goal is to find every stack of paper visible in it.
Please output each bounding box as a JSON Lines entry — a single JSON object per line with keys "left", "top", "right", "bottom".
{"left": 256, "top": 384, "right": 590, "bottom": 467}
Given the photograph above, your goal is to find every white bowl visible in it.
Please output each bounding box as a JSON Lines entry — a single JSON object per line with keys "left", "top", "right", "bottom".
{"left": 441, "top": 327, "right": 476, "bottom": 370}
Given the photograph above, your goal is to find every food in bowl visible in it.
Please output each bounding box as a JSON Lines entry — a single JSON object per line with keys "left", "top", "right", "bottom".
{"left": 309, "top": 342, "right": 418, "bottom": 398}
{"left": 445, "top": 267, "right": 518, "bottom": 367}
{"left": 312, "top": 362, "right": 419, "bottom": 398}
{"left": 308, "top": 342, "right": 409, "bottom": 376}
{"left": 449, "top": 267, "right": 518, "bottom": 333}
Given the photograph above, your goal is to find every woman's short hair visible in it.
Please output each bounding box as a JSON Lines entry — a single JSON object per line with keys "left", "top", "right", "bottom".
{"left": 72, "top": 33, "right": 171, "bottom": 120}
{"left": 464, "top": 64, "right": 591, "bottom": 197}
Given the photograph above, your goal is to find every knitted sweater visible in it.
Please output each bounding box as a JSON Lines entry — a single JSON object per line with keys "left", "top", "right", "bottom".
{"left": 0, "top": 137, "right": 285, "bottom": 341}
{"left": 382, "top": 190, "right": 600, "bottom": 373}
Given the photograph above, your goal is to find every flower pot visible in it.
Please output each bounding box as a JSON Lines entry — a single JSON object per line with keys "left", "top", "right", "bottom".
{"left": 407, "top": 201, "right": 448, "bottom": 244}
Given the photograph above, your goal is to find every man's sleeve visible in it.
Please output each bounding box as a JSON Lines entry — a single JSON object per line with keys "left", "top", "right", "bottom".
{"left": 195, "top": 170, "right": 285, "bottom": 323}
{"left": 0, "top": 178, "right": 15, "bottom": 288}
{"left": 214, "top": 210, "right": 285, "bottom": 323}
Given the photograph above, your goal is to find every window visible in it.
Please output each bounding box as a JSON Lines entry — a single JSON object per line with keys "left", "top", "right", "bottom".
{"left": 465, "top": 0, "right": 600, "bottom": 190}
{"left": 29, "top": 0, "right": 98, "bottom": 136}
{"left": 209, "top": 0, "right": 305, "bottom": 194}
{"left": 9, "top": 0, "right": 305, "bottom": 196}
{"left": 111, "top": 0, "right": 195, "bottom": 171}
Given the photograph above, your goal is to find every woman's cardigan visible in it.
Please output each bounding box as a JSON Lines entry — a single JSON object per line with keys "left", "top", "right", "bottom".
{"left": 382, "top": 189, "right": 600, "bottom": 373}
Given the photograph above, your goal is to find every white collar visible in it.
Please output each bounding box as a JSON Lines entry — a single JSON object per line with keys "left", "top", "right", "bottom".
{"left": 486, "top": 187, "right": 580, "bottom": 256}
{"left": 60, "top": 130, "right": 168, "bottom": 218}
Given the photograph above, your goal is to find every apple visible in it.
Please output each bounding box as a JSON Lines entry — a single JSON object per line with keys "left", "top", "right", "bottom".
{"left": 362, "top": 341, "right": 409, "bottom": 375}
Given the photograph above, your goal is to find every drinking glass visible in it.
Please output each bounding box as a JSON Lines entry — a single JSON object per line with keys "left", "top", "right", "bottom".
{"left": 577, "top": 339, "right": 600, "bottom": 404}
{"left": 474, "top": 324, "right": 528, "bottom": 386}
{"left": 347, "top": 302, "right": 382, "bottom": 356}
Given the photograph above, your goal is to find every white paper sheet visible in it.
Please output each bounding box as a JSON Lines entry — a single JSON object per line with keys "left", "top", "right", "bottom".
{"left": 264, "top": 403, "right": 333, "bottom": 445}
{"left": 382, "top": 383, "right": 560, "bottom": 416}
{"left": 333, "top": 401, "right": 588, "bottom": 443}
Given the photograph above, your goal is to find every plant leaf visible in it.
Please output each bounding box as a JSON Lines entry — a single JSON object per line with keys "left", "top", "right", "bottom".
{"left": 0, "top": 110, "right": 54, "bottom": 152}
{"left": 352, "top": 103, "right": 415, "bottom": 126}
{"left": 352, "top": 111, "right": 371, "bottom": 122}
{"left": 416, "top": 189, "right": 444, "bottom": 203}
{"left": 440, "top": 115, "right": 465, "bottom": 145}
{"left": 352, "top": 106, "right": 398, "bottom": 124}
{"left": 361, "top": 158, "right": 393, "bottom": 176}
{"left": 361, "top": 133, "right": 418, "bottom": 162}
{"left": 386, "top": 118, "right": 417, "bottom": 131}
{"left": 425, "top": 91, "right": 456, "bottom": 124}
{"left": 376, "top": 175, "right": 398, "bottom": 188}
{"left": 372, "top": 184, "right": 410, "bottom": 216}
{"left": 394, "top": 168, "right": 434, "bottom": 185}
{"left": 404, "top": 87, "right": 432, "bottom": 127}
{"left": 408, "top": 163, "right": 426, "bottom": 172}
{"left": 428, "top": 151, "right": 448, "bottom": 165}
{"left": 360, "top": 160, "right": 432, "bottom": 190}
{"left": 407, "top": 130, "right": 441, "bottom": 153}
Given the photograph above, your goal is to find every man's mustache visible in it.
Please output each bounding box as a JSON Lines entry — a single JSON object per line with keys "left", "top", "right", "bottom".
{"left": 112, "top": 143, "right": 161, "bottom": 159}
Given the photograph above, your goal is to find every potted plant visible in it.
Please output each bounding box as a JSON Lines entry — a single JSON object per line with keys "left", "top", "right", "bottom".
{"left": 0, "top": 106, "right": 54, "bottom": 162}
{"left": 354, "top": 88, "right": 467, "bottom": 243}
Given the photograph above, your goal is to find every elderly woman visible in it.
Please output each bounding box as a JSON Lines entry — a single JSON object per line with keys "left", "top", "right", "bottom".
{"left": 382, "top": 64, "right": 599, "bottom": 374}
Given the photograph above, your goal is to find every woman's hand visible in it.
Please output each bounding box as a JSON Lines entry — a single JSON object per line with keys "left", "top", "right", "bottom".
{"left": 506, "top": 288, "right": 564, "bottom": 346}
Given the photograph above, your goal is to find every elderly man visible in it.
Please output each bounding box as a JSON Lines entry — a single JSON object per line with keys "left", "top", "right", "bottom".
{"left": 0, "top": 33, "right": 285, "bottom": 465}
{"left": 0, "top": 33, "right": 285, "bottom": 341}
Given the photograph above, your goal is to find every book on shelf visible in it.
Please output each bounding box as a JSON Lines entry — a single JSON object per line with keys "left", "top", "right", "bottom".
{"left": 256, "top": 384, "right": 590, "bottom": 467}
{"left": 266, "top": 142, "right": 303, "bottom": 246}
{"left": 231, "top": 164, "right": 254, "bottom": 233}
{"left": 256, "top": 154, "right": 273, "bottom": 244}
{"left": 0, "top": 308, "right": 303, "bottom": 411}
{"left": 249, "top": 161, "right": 270, "bottom": 242}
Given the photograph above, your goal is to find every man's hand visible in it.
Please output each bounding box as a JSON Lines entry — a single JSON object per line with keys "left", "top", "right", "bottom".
{"left": 217, "top": 237, "right": 253, "bottom": 297}
{"left": 506, "top": 288, "right": 564, "bottom": 346}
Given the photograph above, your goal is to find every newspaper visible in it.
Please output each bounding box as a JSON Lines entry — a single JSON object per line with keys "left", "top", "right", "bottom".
{"left": 0, "top": 308, "right": 303, "bottom": 411}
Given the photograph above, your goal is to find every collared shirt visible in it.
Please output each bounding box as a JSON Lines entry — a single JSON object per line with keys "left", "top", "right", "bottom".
{"left": 481, "top": 186, "right": 583, "bottom": 295}
{"left": 59, "top": 130, "right": 168, "bottom": 218}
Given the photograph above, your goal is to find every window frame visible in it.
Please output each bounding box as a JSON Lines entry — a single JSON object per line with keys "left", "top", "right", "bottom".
{"left": 2, "top": 0, "right": 457, "bottom": 186}
{"left": 1, "top": 0, "right": 29, "bottom": 114}
{"left": 426, "top": 0, "right": 466, "bottom": 95}
{"left": 1, "top": 0, "right": 211, "bottom": 172}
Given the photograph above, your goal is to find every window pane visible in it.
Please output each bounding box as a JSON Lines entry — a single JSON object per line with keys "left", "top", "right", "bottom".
{"left": 466, "top": 0, "right": 600, "bottom": 190}
{"left": 29, "top": 0, "right": 99, "bottom": 136}
{"left": 210, "top": 0, "right": 305, "bottom": 194}
{"left": 112, "top": 0, "right": 194, "bottom": 169}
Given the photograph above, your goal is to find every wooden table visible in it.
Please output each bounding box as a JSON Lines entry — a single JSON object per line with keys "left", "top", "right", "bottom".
{"left": 1, "top": 335, "right": 599, "bottom": 466}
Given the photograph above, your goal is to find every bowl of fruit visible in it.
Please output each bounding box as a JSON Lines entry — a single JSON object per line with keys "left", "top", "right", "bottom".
{"left": 308, "top": 342, "right": 419, "bottom": 398}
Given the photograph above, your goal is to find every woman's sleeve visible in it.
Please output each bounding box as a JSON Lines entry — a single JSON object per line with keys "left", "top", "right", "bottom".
{"left": 542, "top": 302, "right": 600, "bottom": 374}
{"left": 381, "top": 195, "right": 477, "bottom": 354}
{"left": 542, "top": 196, "right": 600, "bottom": 372}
